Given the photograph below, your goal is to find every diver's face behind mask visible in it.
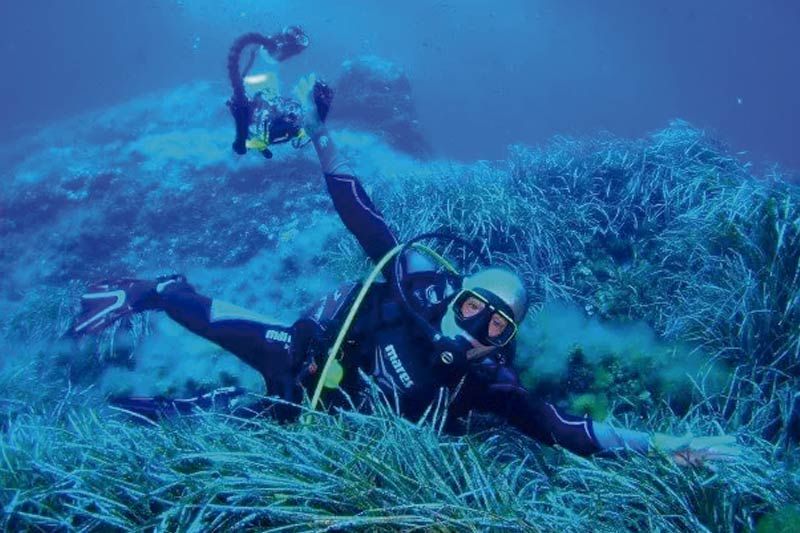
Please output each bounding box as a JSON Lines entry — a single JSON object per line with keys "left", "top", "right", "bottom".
{"left": 440, "top": 288, "right": 519, "bottom": 360}
{"left": 440, "top": 267, "right": 527, "bottom": 359}
{"left": 453, "top": 289, "right": 517, "bottom": 347}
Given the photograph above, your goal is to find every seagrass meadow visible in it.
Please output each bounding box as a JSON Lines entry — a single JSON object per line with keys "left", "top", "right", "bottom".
{"left": 1, "top": 84, "right": 800, "bottom": 531}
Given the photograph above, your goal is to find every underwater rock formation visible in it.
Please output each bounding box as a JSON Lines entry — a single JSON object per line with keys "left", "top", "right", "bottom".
{"left": 331, "top": 55, "right": 430, "bottom": 158}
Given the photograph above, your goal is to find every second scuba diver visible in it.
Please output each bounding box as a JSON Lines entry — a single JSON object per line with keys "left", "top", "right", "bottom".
{"left": 71, "top": 29, "right": 740, "bottom": 467}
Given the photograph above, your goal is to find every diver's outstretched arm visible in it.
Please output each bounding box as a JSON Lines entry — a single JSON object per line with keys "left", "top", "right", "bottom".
{"left": 475, "top": 376, "right": 607, "bottom": 456}
{"left": 472, "top": 367, "right": 741, "bottom": 464}
{"left": 312, "top": 126, "right": 399, "bottom": 263}
{"left": 298, "top": 76, "right": 399, "bottom": 265}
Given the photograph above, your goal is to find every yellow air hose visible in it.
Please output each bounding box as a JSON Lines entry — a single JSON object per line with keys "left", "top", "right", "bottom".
{"left": 306, "top": 242, "right": 459, "bottom": 415}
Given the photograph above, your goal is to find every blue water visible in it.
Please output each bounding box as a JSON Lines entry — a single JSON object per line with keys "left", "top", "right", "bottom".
{"left": 1, "top": 0, "right": 798, "bottom": 173}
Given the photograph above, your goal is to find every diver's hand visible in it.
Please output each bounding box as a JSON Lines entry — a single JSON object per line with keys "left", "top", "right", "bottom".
{"left": 295, "top": 74, "right": 324, "bottom": 137}
{"left": 653, "top": 433, "right": 742, "bottom": 469}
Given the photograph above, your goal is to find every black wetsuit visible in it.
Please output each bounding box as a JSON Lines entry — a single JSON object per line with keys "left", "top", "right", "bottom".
{"left": 143, "top": 128, "right": 607, "bottom": 457}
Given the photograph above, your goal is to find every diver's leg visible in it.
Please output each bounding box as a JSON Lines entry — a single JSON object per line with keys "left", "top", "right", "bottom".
{"left": 155, "top": 280, "right": 297, "bottom": 383}
{"left": 73, "top": 276, "right": 321, "bottom": 422}
{"left": 157, "top": 280, "right": 322, "bottom": 422}
{"left": 73, "top": 276, "right": 302, "bottom": 395}
{"left": 109, "top": 387, "right": 249, "bottom": 421}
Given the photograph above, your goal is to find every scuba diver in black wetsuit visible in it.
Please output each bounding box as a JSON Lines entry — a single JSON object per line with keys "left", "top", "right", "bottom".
{"left": 70, "top": 28, "right": 741, "bottom": 466}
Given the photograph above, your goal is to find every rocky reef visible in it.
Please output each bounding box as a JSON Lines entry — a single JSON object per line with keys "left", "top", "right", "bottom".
{"left": 331, "top": 55, "right": 430, "bottom": 157}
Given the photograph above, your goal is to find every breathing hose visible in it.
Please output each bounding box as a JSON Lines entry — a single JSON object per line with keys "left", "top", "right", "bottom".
{"left": 307, "top": 240, "right": 463, "bottom": 414}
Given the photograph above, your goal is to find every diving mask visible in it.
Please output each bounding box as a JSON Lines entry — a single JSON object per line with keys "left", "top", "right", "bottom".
{"left": 452, "top": 288, "right": 518, "bottom": 347}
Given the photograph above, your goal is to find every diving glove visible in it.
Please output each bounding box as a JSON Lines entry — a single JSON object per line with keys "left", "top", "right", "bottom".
{"left": 652, "top": 433, "right": 742, "bottom": 468}
{"left": 294, "top": 74, "right": 334, "bottom": 137}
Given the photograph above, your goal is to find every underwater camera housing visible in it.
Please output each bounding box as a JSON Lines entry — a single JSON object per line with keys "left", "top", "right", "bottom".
{"left": 245, "top": 80, "right": 333, "bottom": 159}
{"left": 227, "top": 26, "right": 311, "bottom": 159}
{"left": 248, "top": 95, "right": 304, "bottom": 159}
